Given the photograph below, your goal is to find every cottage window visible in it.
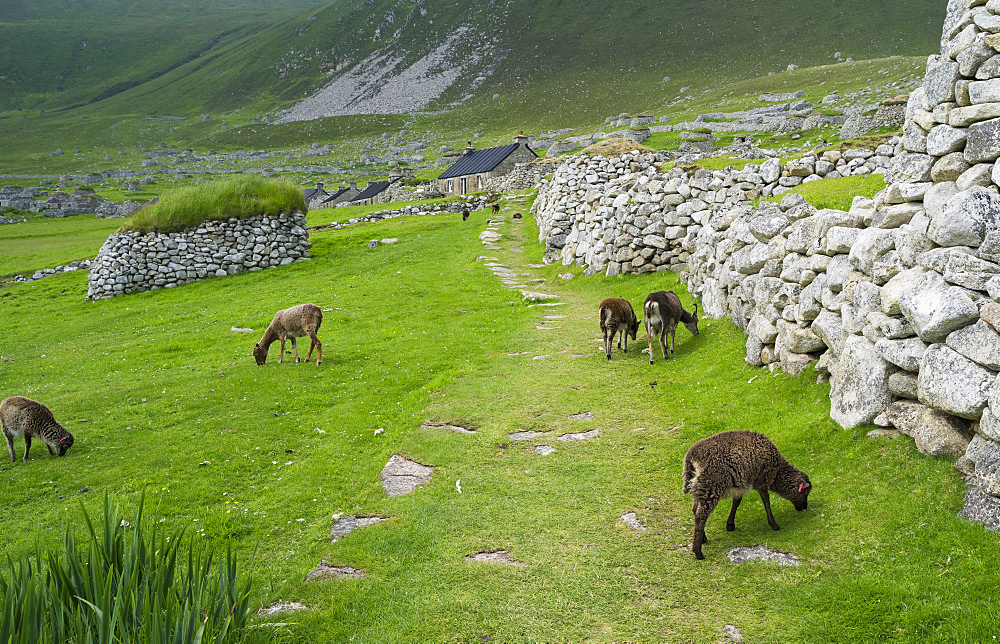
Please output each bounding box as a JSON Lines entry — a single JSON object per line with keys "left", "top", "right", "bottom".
{"left": 447, "top": 180, "right": 453, "bottom": 192}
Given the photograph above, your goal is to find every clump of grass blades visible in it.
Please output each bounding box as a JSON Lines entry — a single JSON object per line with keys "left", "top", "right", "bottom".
{"left": 0, "top": 494, "right": 255, "bottom": 643}
{"left": 122, "top": 175, "right": 305, "bottom": 234}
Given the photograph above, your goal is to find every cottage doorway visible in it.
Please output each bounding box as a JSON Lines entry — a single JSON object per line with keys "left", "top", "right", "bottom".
{"left": 461, "top": 177, "right": 467, "bottom": 194}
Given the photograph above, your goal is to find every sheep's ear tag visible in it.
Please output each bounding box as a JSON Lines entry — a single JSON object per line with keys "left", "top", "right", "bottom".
{"left": 798, "top": 482, "right": 805, "bottom": 494}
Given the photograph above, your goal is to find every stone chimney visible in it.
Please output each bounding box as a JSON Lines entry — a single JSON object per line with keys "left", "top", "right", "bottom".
{"left": 349, "top": 180, "right": 358, "bottom": 191}
{"left": 463, "top": 141, "right": 476, "bottom": 155}
{"left": 514, "top": 130, "right": 529, "bottom": 146}
{"left": 316, "top": 182, "right": 324, "bottom": 191}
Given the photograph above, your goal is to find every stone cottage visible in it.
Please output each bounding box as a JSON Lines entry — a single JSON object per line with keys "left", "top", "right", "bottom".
{"left": 437, "top": 134, "right": 538, "bottom": 196}
{"left": 350, "top": 176, "right": 404, "bottom": 207}
{"left": 303, "top": 182, "right": 330, "bottom": 209}
{"left": 320, "top": 181, "right": 361, "bottom": 207}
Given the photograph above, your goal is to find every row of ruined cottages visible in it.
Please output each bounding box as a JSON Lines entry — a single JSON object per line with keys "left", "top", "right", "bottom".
{"left": 303, "top": 134, "right": 539, "bottom": 209}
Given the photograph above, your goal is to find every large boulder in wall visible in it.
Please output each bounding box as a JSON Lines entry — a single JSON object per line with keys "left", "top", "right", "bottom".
{"left": 830, "top": 335, "right": 897, "bottom": 429}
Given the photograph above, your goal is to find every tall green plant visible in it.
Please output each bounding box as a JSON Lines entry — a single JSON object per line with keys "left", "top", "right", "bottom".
{"left": 0, "top": 494, "right": 255, "bottom": 643}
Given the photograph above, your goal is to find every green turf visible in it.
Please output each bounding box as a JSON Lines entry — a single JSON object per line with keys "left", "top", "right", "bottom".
{"left": 0, "top": 194, "right": 997, "bottom": 641}
{"left": 0, "top": 214, "right": 121, "bottom": 278}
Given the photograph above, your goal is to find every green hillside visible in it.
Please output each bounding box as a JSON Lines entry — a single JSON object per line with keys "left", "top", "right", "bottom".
{"left": 3, "top": 0, "right": 945, "bottom": 120}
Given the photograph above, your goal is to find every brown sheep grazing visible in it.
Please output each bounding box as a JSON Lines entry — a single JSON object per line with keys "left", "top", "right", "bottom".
{"left": 0, "top": 396, "right": 74, "bottom": 463}
{"left": 598, "top": 298, "right": 640, "bottom": 360}
{"left": 643, "top": 291, "right": 698, "bottom": 363}
{"left": 683, "top": 430, "right": 811, "bottom": 560}
{"left": 253, "top": 303, "right": 324, "bottom": 366}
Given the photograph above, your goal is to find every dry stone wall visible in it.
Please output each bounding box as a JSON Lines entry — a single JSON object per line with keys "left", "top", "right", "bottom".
{"left": 87, "top": 213, "right": 310, "bottom": 300}
{"left": 530, "top": 0, "right": 1000, "bottom": 529}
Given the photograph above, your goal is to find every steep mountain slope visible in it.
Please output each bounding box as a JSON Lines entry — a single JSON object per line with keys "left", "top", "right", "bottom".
{"left": 0, "top": 0, "right": 325, "bottom": 111}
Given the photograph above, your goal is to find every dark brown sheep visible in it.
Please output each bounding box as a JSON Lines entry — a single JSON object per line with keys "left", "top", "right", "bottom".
{"left": 643, "top": 291, "right": 698, "bottom": 364}
{"left": 598, "top": 298, "right": 640, "bottom": 360}
{"left": 682, "top": 430, "right": 811, "bottom": 560}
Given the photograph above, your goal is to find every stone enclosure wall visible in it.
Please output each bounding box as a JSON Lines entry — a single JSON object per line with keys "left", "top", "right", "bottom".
{"left": 529, "top": 0, "right": 1000, "bottom": 529}
{"left": 87, "top": 213, "right": 310, "bottom": 300}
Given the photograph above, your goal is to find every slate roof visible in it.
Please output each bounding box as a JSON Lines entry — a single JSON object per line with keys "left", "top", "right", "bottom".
{"left": 439, "top": 143, "right": 533, "bottom": 179}
{"left": 303, "top": 187, "right": 325, "bottom": 200}
{"left": 321, "top": 187, "right": 350, "bottom": 204}
{"left": 351, "top": 176, "right": 402, "bottom": 202}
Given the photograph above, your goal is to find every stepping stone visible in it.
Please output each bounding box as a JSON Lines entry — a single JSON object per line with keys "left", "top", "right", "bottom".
{"left": 510, "top": 248, "right": 522, "bottom": 253}
{"left": 570, "top": 354, "right": 589, "bottom": 358}
{"left": 528, "top": 264, "right": 547, "bottom": 268}
{"left": 507, "top": 352, "right": 529, "bottom": 356}
{"left": 534, "top": 445, "right": 555, "bottom": 455}
{"left": 509, "top": 430, "right": 551, "bottom": 440}
{"left": 536, "top": 325, "right": 559, "bottom": 330}
{"left": 230, "top": 327, "right": 254, "bottom": 333}
{"left": 305, "top": 561, "right": 366, "bottom": 582}
{"left": 727, "top": 545, "right": 800, "bottom": 566}
{"left": 621, "top": 512, "right": 647, "bottom": 532}
{"left": 465, "top": 550, "right": 526, "bottom": 567}
{"left": 526, "top": 278, "right": 546, "bottom": 283}
{"left": 476, "top": 256, "right": 499, "bottom": 262}
{"left": 380, "top": 455, "right": 434, "bottom": 497}
{"left": 527, "top": 303, "right": 566, "bottom": 308}
{"left": 558, "top": 273, "right": 575, "bottom": 280}
{"left": 521, "top": 291, "right": 559, "bottom": 302}
{"left": 259, "top": 602, "right": 308, "bottom": 617}
{"left": 421, "top": 422, "right": 476, "bottom": 434}
{"left": 532, "top": 355, "right": 551, "bottom": 360}
{"left": 568, "top": 412, "right": 593, "bottom": 420}
{"left": 558, "top": 429, "right": 600, "bottom": 441}
{"left": 330, "top": 514, "right": 388, "bottom": 542}
{"left": 543, "top": 315, "right": 566, "bottom": 319}
{"left": 479, "top": 231, "right": 501, "bottom": 242}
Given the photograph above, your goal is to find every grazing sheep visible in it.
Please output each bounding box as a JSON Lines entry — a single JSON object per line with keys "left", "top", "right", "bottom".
{"left": 512, "top": 212, "right": 523, "bottom": 220}
{"left": 0, "top": 396, "right": 74, "bottom": 463}
{"left": 643, "top": 291, "right": 698, "bottom": 364}
{"left": 682, "top": 430, "right": 811, "bottom": 560}
{"left": 491, "top": 203, "right": 500, "bottom": 215}
{"left": 598, "top": 298, "right": 640, "bottom": 360}
{"left": 253, "top": 303, "right": 323, "bottom": 366}
{"left": 462, "top": 208, "right": 470, "bottom": 221}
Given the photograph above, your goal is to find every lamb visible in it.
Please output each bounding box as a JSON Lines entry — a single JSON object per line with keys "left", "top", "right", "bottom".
{"left": 682, "top": 430, "right": 811, "bottom": 560}
{"left": 0, "top": 396, "right": 74, "bottom": 463}
{"left": 643, "top": 291, "right": 699, "bottom": 364}
{"left": 491, "top": 203, "right": 500, "bottom": 215}
{"left": 598, "top": 298, "right": 640, "bottom": 360}
{"left": 252, "top": 303, "right": 323, "bottom": 366}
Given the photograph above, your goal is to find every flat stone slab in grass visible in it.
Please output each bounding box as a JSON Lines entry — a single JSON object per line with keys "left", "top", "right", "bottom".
{"left": 532, "top": 355, "right": 552, "bottom": 360}
{"left": 508, "top": 351, "right": 529, "bottom": 356}
{"left": 521, "top": 291, "right": 559, "bottom": 301}
{"left": 534, "top": 445, "right": 555, "bottom": 455}
{"left": 231, "top": 327, "right": 254, "bottom": 333}
{"left": 621, "top": 512, "right": 648, "bottom": 531}
{"left": 528, "top": 264, "right": 547, "bottom": 268}
{"left": 527, "top": 303, "right": 566, "bottom": 308}
{"left": 421, "top": 422, "right": 476, "bottom": 434}
{"left": 536, "top": 325, "right": 560, "bottom": 330}
{"left": 509, "top": 430, "right": 551, "bottom": 440}
{"left": 476, "top": 256, "right": 499, "bottom": 262}
{"left": 727, "top": 545, "right": 800, "bottom": 566}
{"left": 479, "top": 231, "right": 501, "bottom": 242}
{"left": 568, "top": 411, "right": 593, "bottom": 420}
{"left": 380, "top": 455, "right": 434, "bottom": 497}
{"left": 330, "top": 514, "right": 388, "bottom": 542}
{"left": 558, "top": 429, "right": 600, "bottom": 441}
{"left": 259, "top": 602, "right": 308, "bottom": 617}
{"left": 725, "top": 624, "right": 745, "bottom": 641}
{"left": 466, "top": 550, "right": 526, "bottom": 567}
{"left": 305, "top": 561, "right": 366, "bottom": 582}
{"left": 544, "top": 315, "right": 566, "bottom": 319}
{"left": 570, "top": 354, "right": 589, "bottom": 358}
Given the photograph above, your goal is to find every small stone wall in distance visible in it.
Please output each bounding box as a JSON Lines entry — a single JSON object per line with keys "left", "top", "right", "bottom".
{"left": 87, "top": 213, "right": 310, "bottom": 300}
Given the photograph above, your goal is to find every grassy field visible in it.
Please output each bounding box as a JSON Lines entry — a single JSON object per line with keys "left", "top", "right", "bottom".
{"left": 1, "top": 193, "right": 998, "bottom": 641}
{"left": 0, "top": 214, "right": 121, "bottom": 278}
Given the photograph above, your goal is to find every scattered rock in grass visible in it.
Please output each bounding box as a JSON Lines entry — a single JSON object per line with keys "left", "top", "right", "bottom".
{"left": 558, "top": 429, "right": 600, "bottom": 441}
{"left": 632, "top": 428, "right": 646, "bottom": 432}
{"left": 379, "top": 455, "right": 434, "bottom": 497}
{"left": 568, "top": 412, "right": 593, "bottom": 420}
{"left": 534, "top": 445, "right": 555, "bottom": 455}
{"left": 466, "top": 550, "right": 526, "bottom": 567}
{"left": 528, "top": 264, "right": 547, "bottom": 268}
{"left": 331, "top": 515, "right": 387, "bottom": 542}
{"left": 544, "top": 315, "right": 566, "bottom": 319}
{"left": 558, "top": 273, "right": 575, "bottom": 280}
{"left": 305, "top": 561, "right": 365, "bottom": 582}
{"left": 259, "top": 602, "right": 308, "bottom": 617}
{"left": 421, "top": 422, "right": 476, "bottom": 434}
{"left": 368, "top": 240, "right": 379, "bottom": 248}
{"left": 536, "top": 325, "right": 559, "bottom": 330}
{"left": 621, "top": 512, "right": 647, "bottom": 531}
{"left": 724, "top": 624, "right": 745, "bottom": 641}
{"left": 198, "top": 461, "right": 211, "bottom": 466}
{"left": 476, "top": 256, "right": 499, "bottom": 262}
{"left": 79, "top": 486, "right": 89, "bottom": 493}
{"left": 510, "top": 247, "right": 522, "bottom": 252}
{"left": 507, "top": 352, "right": 529, "bottom": 356}
{"left": 230, "top": 327, "right": 254, "bottom": 333}
{"left": 521, "top": 291, "right": 559, "bottom": 301}
{"left": 509, "top": 430, "right": 551, "bottom": 440}
{"left": 570, "top": 354, "right": 589, "bottom": 358}
{"left": 380, "top": 238, "right": 398, "bottom": 244}
{"left": 532, "top": 355, "right": 552, "bottom": 360}
{"left": 527, "top": 303, "right": 566, "bottom": 308}
{"left": 727, "top": 545, "right": 800, "bottom": 566}
{"left": 867, "top": 428, "right": 904, "bottom": 439}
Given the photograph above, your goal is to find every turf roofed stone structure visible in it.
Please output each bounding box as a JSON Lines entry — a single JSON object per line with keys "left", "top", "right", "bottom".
{"left": 438, "top": 134, "right": 538, "bottom": 196}
{"left": 529, "top": 0, "right": 1000, "bottom": 533}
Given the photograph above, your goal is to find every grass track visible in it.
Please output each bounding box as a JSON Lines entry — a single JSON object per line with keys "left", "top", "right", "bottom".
{"left": 0, "top": 198, "right": 998, "bottom": 641}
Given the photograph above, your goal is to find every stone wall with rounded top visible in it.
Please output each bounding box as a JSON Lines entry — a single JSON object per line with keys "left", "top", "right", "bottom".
{"left": 87, "top": 213, "right": 310, "bottom": 300}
